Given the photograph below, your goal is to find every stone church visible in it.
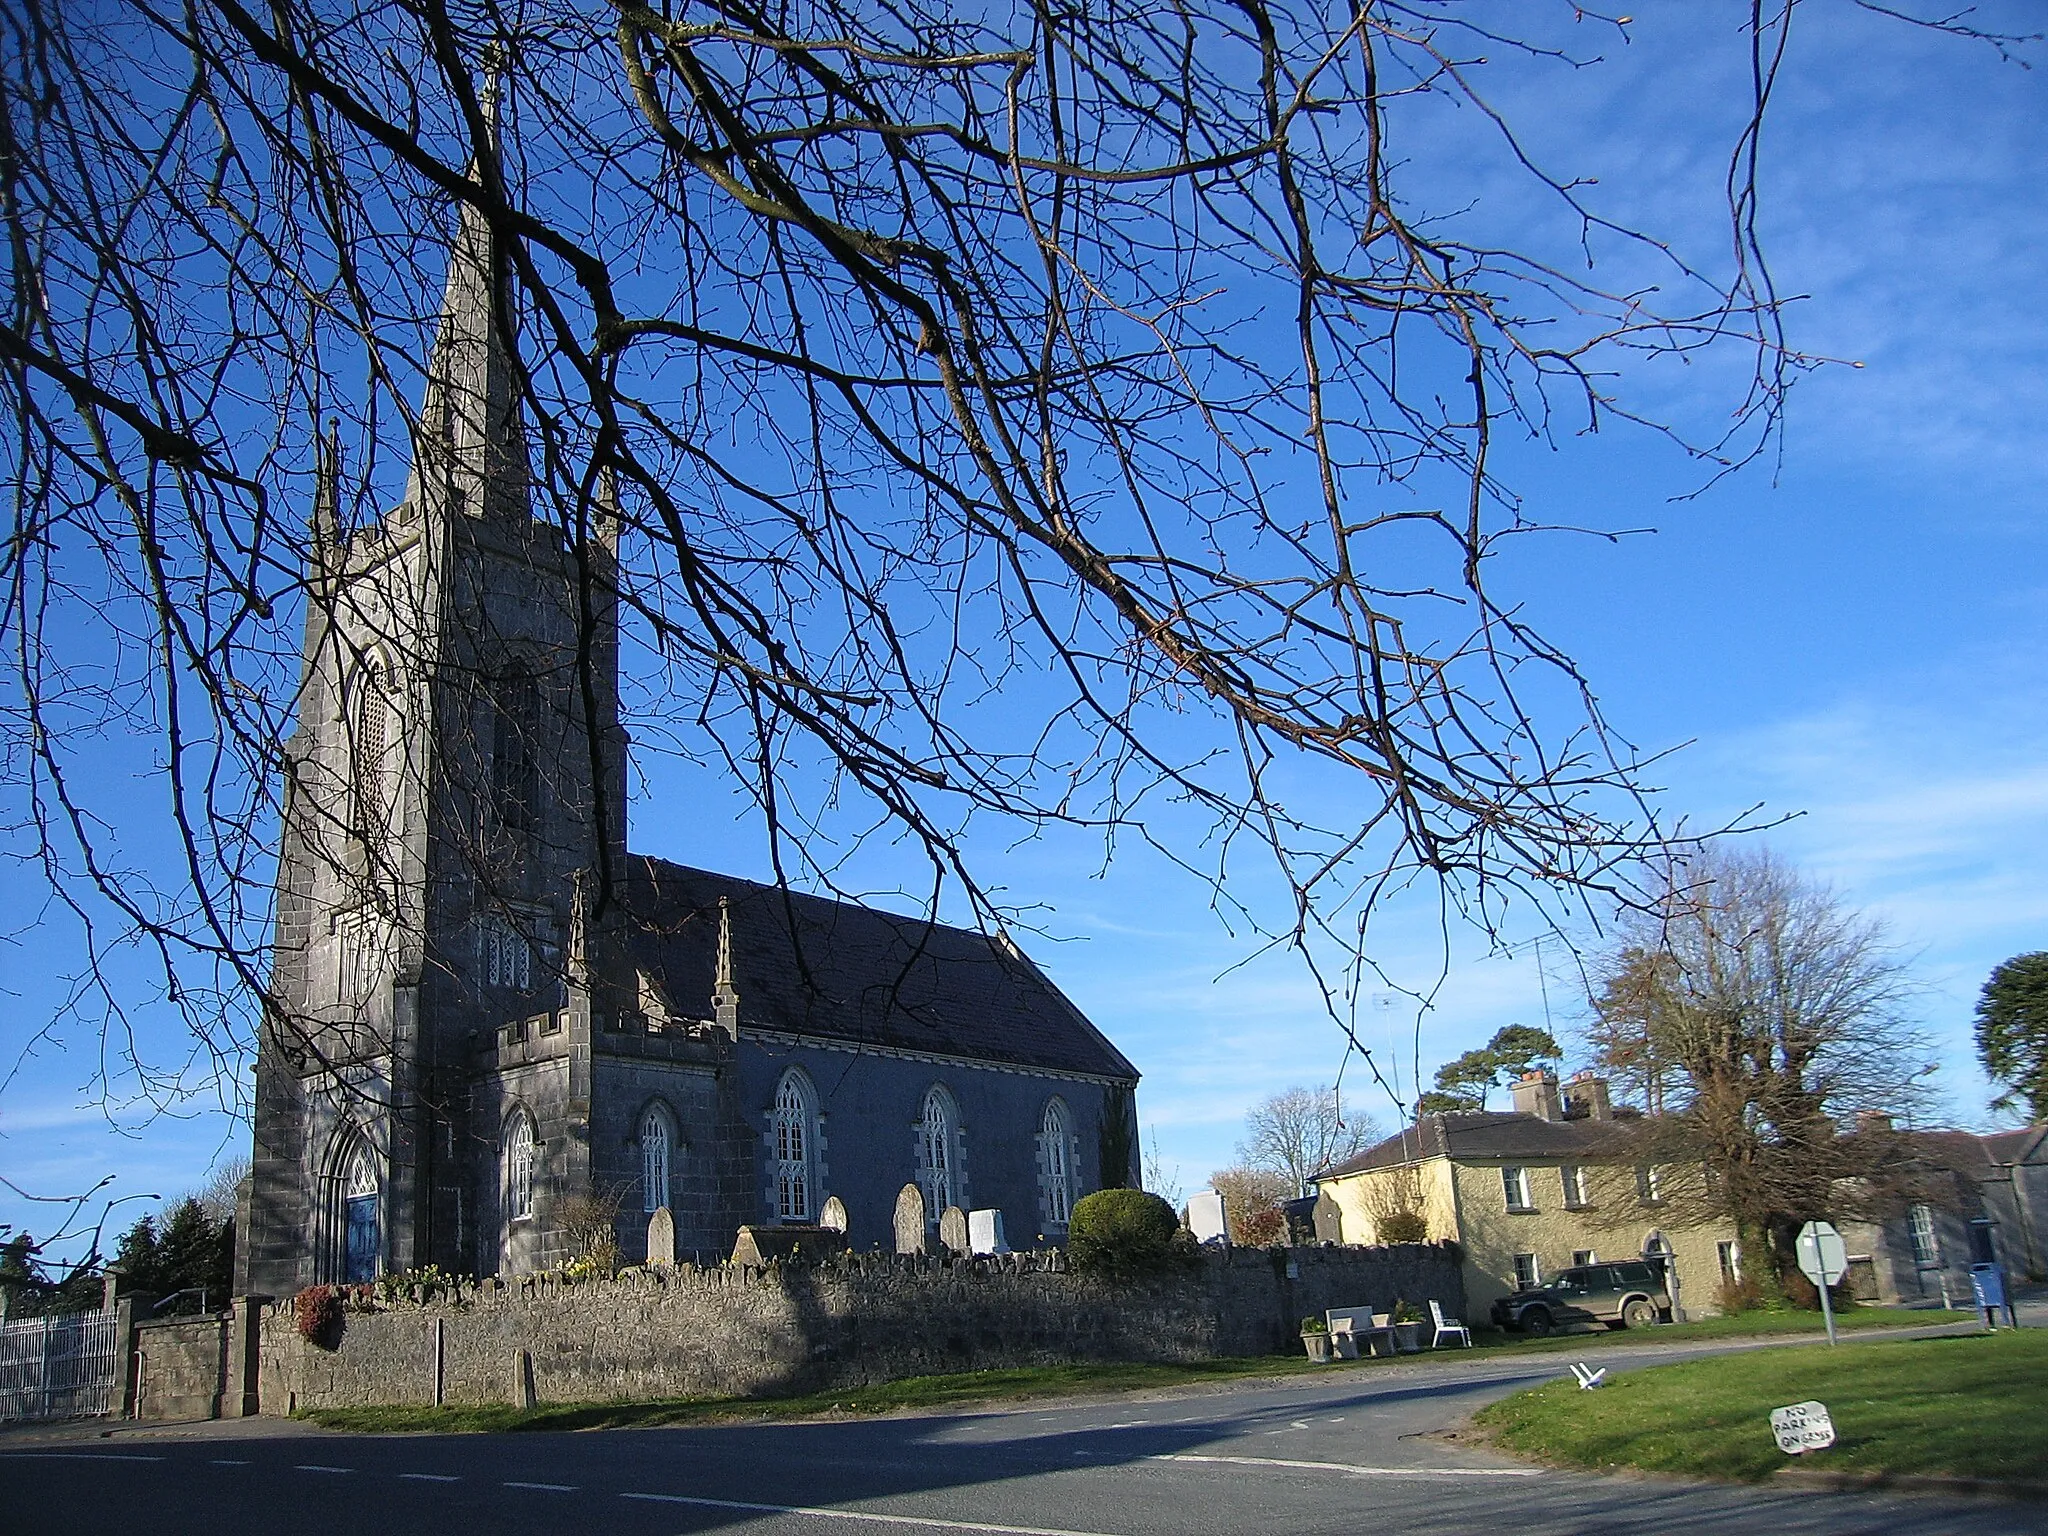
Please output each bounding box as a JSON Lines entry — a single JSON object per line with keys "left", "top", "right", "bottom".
{"left": 237, "top": 188, "right": 1140, "bottom": 1295}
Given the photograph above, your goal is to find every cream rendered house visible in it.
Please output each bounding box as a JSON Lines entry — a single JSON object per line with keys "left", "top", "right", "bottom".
{"left": 1314, "top": 1071, "right": 1739, "bottom": 1322}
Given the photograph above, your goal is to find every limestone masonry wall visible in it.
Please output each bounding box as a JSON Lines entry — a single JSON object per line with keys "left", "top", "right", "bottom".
{"left": 258, "top": 1244, "right": 1464, "bottom": 1411}
{"left": 134, "top": 1315, "right": 228, "bottom": 1421}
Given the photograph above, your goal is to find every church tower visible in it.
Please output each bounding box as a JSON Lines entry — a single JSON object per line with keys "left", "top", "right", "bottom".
{"left": 240, "top": 149, "right": 629, "bottom": 1293}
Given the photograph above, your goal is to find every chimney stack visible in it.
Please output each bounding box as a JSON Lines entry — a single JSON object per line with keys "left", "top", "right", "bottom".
{"left": 1564, "top": 1071, "right": 1612, "bottom": 1122}
{"left": 1510, "top": 1069, "right": 1562, "bottom": 1122}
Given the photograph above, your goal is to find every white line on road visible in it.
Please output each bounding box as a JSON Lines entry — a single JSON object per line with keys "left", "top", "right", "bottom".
{"left": 505, "top": 1481, "right": 577, "bottom": 1491}
{"left": 399, "top": 1473, "right": 462, "bottom": 1482}
{"left": 210, "top": 1459, "right": 251, "bottom": 1466}
{"left": 0, "top": 1453, "right": 165, "bottom": 1463}
{"left": 294, "top": 1464, "right": 354, "bottom": 1473}
{"left": 620, "top": 1492, "right": 1119, "bottom": 1535}
{"left": 1148, "top": 1453, "right": 1540, "bottom": 1478}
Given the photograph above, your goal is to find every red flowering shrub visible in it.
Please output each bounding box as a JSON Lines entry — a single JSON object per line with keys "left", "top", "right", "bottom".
{"left": 293, "top": 1285, "right": 344, "bottom": 1348}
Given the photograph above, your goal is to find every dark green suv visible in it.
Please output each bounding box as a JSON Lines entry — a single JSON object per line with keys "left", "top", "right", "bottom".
{"left": 1490, "top": 1259, "right": 1672, "bottom": 1335}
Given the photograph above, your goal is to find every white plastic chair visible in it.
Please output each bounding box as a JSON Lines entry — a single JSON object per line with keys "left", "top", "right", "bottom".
{"left": 1428, "top": 1299, "right": 1472, "bottom": 1348}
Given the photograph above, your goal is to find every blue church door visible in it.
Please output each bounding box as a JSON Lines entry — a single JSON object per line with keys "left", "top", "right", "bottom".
{"left": 344, "top": 1194, "right": 378, "bottom": 1282}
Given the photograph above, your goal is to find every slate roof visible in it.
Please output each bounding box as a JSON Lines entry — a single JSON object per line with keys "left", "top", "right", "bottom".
{"left": 1320, "top": 1112, "right": 2048, "bottom": 1182}
{"left": 621, "top": 856, "right": 1139, "bottom": 1082}
{"left": 1318, "top": 1110, "right": 1634, "bottom": 1179}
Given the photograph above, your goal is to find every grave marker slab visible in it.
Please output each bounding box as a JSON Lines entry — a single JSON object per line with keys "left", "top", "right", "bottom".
{"left": 893, "top": 1183, "right": 928, "bottom": 1255}
{"left": 646, "top": 1206, "right": 676, "bottom": 1267}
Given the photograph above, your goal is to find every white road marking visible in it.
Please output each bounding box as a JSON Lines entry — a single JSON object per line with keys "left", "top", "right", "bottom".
{"left": 294, "top": 1464, "right": 354, "bottom": 1473}
{"left": 0, "top": 1453, "right": 165, "bottom": 1463}
{"left": 621, "top": 1492, "right": 1118, "bottom": 1535}
{"left": 1148, "top": 1453, "right": 1540, "bottom": 1478}
{"left": 505, "top": 1481, "right": 577, "bottom": 1491}
{"left": 210, "top": 1459, "right": 252, "bottom": 1466}
{"left": 400, "top": 1473, "right": 462, "bottom": 1482}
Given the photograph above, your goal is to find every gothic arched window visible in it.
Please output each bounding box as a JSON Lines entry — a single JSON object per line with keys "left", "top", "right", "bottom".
{"left": 1040, "top": 1098, "right": 1073, "bottom": 1228}
{"left": 504, "top": 1111, "right": 536, "bottom": 1222}
{"left": 491, "top": 666, "right": 538, "bottom": 831}
{"left": 772, "top": 1072, "right": 817, "bottom": 1222}
{"left": 641, "top": 1106, "right": 672, "bottom": 1214}
{"left": 917, "top": 1086, "right": 957, "bottom": 1222}
{"left": 353, "top": 663, "right": 391, "bottom": 831}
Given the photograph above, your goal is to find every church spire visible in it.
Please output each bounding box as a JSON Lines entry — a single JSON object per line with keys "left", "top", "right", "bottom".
{"left": 406, "top": 67, "right": 528, "bottom": 525}
{"left": 712, "top": 896, "right": 740, "bottom": 1037}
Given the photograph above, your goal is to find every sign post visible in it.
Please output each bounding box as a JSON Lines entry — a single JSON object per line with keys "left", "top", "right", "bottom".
{"left": 1796, "top": 1220, "right": 1848, "bottom": 1346}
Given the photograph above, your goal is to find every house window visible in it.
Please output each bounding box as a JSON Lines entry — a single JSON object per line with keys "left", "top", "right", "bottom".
{"left": 641, "top": 1108, "right": 672, "bottom": 1214}
{"left": 1512, "top": 1252, "right": 1542, "bottom": 1290}
{"left": 1560, "top": 1165, "right": 1588, "bottom": 1208}
{"left": 772, "top": 1072, "right": 817, "bottom": 1222}
{"left": 1909, "top": 1203, "right": 1940, "bottom": 1266}
{"left": 491, "top": 667, "right": 539, "bottom": 830}
{"left": 1040, "top": 1098, "right": 1073, "bottom": 1228}
{"left": 1572, "top": 1249, "right": 1597, "bottom": 1267}
{"left": 1717, "top": 1240, "right": 1742, "bottom": 1281}
{"left": 504, "top": 1113, "right": 536, "bottom": 1221}
{"left": 918, "top": 1086, "right": 958, "bottom": 1221}
{"left": 1636, "top": 1164, "right": 1662, "bottom": 1203}
{"left": 1501, "top": 1166, "right": 1534, "bottom": 1211}
{"left": 479, "top": 914, "right": 532, "bottom": 990}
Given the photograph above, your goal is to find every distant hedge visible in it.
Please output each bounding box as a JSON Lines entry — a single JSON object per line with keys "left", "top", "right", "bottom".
{"left": 1067, "top": 1189, "right": 1183, "bottom": 1281}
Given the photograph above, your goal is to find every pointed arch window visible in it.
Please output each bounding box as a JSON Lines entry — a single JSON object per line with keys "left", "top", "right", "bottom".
{"left": 491, "top": 666, "right": 538, "bottom": 830}
{"left": 504, "top": 1111, "right": 536, "bottom": 1221}
{"left": 1040, "top": 1098, "right": 1073, "bottom": 1228}
{"left": 641, "top": 1106, "right": 673, "bottom": 1214}
{"left": 353, "top": 664, "right": 391, "bottom": 831}
{"left": 772, "top": 1072, "right": 817, "bottom": 1222}
{"left": 918, "top": 1086, "right": 957, "bottom": 1222}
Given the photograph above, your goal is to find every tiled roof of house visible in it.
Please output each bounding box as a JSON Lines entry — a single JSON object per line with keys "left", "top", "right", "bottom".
{"left": 622, "top": 856, "right": 1139, "bottom": 1082}
{"left": 1317, "top": 1110, "right": 1634, "bottom": 1178}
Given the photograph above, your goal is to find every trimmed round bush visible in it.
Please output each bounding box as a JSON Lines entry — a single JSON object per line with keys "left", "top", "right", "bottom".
{"left": 1066, "top": 1189, "right": 1182, "bottom": 1280}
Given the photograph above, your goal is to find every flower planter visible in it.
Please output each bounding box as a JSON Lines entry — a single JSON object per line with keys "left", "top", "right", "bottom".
{"left": 1301, "top": 1330, "right": 1335, "bottom": 1363}
{"left": 1392, "top": 1321, "right": 1423, "bottom": 1353}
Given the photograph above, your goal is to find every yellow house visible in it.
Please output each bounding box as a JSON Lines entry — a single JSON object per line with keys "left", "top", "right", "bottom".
{"left": 1314, "top": 1071, "right": 1739, "bottom": 1322}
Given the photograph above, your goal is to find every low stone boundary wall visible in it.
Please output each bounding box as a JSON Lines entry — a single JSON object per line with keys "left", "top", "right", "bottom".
{"left": 133, "top": 1315, "right": 228, "bottom": 1421}
{"left": 256, "top": 1243, "right": 1464, "bottom": 1412}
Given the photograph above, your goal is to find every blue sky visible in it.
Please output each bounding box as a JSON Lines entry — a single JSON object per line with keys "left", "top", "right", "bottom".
{"left": 3, "top": 3, "right": 2044, "bottom": 1251}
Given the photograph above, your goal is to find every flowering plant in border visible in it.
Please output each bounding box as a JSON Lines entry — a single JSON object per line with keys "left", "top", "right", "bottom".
{"left": 293, "top": 1285, "right": 344, "bottom": 1348}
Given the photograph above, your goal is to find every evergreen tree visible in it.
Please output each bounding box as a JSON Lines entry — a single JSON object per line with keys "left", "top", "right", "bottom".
{"left": 1977, "top": 952, "right": 2048, "bottom": 1123}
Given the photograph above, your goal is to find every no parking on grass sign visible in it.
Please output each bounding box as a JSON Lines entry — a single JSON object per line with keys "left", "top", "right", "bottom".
{"left": 1770, "top": 1400, "right": 1837, "bottom": 1454}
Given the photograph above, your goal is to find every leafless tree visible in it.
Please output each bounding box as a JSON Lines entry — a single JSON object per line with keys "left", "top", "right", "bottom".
{"left": 1581, "top": 846, "right": 1935, "bottom": 1287}
{"left": 1238, "top": 1084, "right": 1379, "bottom": 1197}
{"left": 0, "top": 0, "right": 2031, "bottom": 1138}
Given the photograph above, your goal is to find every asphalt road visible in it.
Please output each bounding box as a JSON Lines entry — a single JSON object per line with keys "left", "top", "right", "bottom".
{"left": 5, "top": 1333, "right": 2044, "bottom": 1536}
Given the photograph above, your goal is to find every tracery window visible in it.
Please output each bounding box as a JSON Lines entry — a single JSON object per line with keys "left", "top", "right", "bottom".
{"left": 355, "top": 665, "right": 389, "bottom": 827}
{"left": 642, "top": 1107, "right": 672, "bottom": 1214}
{"left": 479, "top": 913, "right": 532, "bottom": 990}
{"left": 918, "top": 1086, "right": 957, "bottom": 1221}
{"left": 505, "top": 1112, "right": 536, "bottom": 1221}
{"left": 772, "top": 1072, "right": 817, "bottom": 1222}
{"left": 1040, "top": 1098, "right": 1073, "bottom": 1227}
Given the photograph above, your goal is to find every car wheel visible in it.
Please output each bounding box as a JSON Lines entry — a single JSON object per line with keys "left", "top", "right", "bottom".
{"left": 1520, "top": 1307, "right": 1554, "bottom": 1337}
{"left": 1621, "top": 1299, "right": 1658, "bottom": 1329}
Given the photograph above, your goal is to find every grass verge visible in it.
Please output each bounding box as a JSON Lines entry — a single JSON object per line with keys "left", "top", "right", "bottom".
{"left": 302, "top": 1306, "right": 1967, "bottom": 1435}
{"left": 1476, "top": 1327, "right": 2048, "bottom": 1484}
